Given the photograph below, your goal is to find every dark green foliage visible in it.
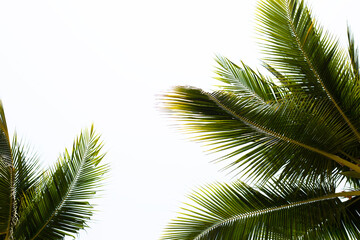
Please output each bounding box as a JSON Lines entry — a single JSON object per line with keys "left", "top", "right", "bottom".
{"left": 0, "top": 102, "right": 108, "bottom": 240}
{"left": 162, "top": 0, "right": 360, "bottom": 239}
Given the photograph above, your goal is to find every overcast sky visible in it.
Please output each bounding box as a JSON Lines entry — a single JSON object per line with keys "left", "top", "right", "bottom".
{"left": 0, "top": 0, "right": 359, "bottom": 239}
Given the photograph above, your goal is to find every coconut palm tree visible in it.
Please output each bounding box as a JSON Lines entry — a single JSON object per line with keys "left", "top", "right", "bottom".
{"left": 162, "top": 0, "right": 360, "bottom": 239}
{"left": 0, "top": 102, "right": 108, "bottom": 239}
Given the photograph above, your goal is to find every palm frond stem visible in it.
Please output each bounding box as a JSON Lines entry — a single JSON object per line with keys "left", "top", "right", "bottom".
{"left": 339, "top": 150, "right": 360, "bottom": 164}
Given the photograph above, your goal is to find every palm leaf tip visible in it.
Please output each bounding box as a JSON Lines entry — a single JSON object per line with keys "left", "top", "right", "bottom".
{"left": 214, "top": 55, "right": 281, "bottom": 102}
{"left": 347, "top": 25, "right": 360, "bottom": 81}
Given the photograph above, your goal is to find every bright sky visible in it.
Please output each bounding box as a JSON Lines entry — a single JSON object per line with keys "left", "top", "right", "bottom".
{"left": 0, "top": 0, "right": 359, "bottom": 239}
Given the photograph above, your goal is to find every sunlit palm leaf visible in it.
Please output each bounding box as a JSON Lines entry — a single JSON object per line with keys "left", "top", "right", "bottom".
{"left": 14, "top": 126, "right": 108, "bottom": 239}
{"left": 162, "top": 181, "right": 360, "bottom": 240}
{"left": 163, "top": 0, "right": 360, "bottom": 238}
{"left": 164, "top": 86, "right": 358, "bottom": 184}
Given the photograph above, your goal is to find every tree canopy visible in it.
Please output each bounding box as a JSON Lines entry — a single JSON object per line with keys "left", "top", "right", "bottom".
{"left": 161, "top": 0, "right": 360, "bottom": 239}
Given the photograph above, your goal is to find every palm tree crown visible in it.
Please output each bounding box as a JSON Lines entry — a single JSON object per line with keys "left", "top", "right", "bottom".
{"left": 162, "top": 0, "right": 360, "bottom": 239}
{"left": 0, "top": 102, "right": 108, "bottom": 239}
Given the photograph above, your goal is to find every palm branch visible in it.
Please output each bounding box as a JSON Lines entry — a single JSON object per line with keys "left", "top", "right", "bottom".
{"left": 0, "top": 101, "right": 108, "bottom": 240}
{"left": 162, "top": 0, "right": 360, "bottom": 239}
{"left": 163, "top": 181, "right": 360, "bottom": 240}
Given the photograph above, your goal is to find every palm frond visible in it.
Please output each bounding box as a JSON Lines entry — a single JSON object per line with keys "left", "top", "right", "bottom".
{"left": 162, "top": 181, "right": 360, "bottom": 240}
{"left": 164, "top": 86, "right": 358, "bottom": 184}
{"left": 0, "top": 159, "right": 12, "bottom": 236}
{"left": 257, "top": 0, "right": 360, "bottom": 141}
{"left": 14, "top": 126, "right": 109, "bottom": 240}
{"left": 163, "top": 0, "right": 360, "bottom": 238}
{"left": 0, "top": 102, "right": 15, "bottom": 237}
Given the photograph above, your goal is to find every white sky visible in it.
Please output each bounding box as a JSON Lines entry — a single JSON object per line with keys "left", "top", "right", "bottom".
{"left": 0, "top": 0, "right": 359, "bottom": 239}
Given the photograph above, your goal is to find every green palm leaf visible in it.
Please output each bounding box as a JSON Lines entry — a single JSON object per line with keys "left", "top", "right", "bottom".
{"left": 0, "top": 101, "right": 107, "bottom": 239}
{"left": 162, "top": 181, "right": 360, "bottom": 240}
{"left": 0, "top": 159, "right": 11, "bottom": 237}
{"left": 347, "top": 26, "right": 359, "bottom": 82}
{"left": 164, "top": 86, "right": 359, "bottom": 184}
{"left": 0, "top": 102, "right": 15, "bottom": 238}
{"left": 14, "top": 126, "right": 108, "bottom": 240}
{"left": 12, "top": 136, "right": 41, "bottom": 202}
{"left": 257, "top": 0, "right": 360, "bottom": 140}
{"left": 162, "top": 0, "right": 360, "bottom": 238}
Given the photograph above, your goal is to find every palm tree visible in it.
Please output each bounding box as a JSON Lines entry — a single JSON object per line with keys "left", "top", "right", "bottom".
{"left": 161, "top": 0, "right": 360, "bottom": 239}
{"left": 0, "top": 102, "right": 108, "bottom": 239}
